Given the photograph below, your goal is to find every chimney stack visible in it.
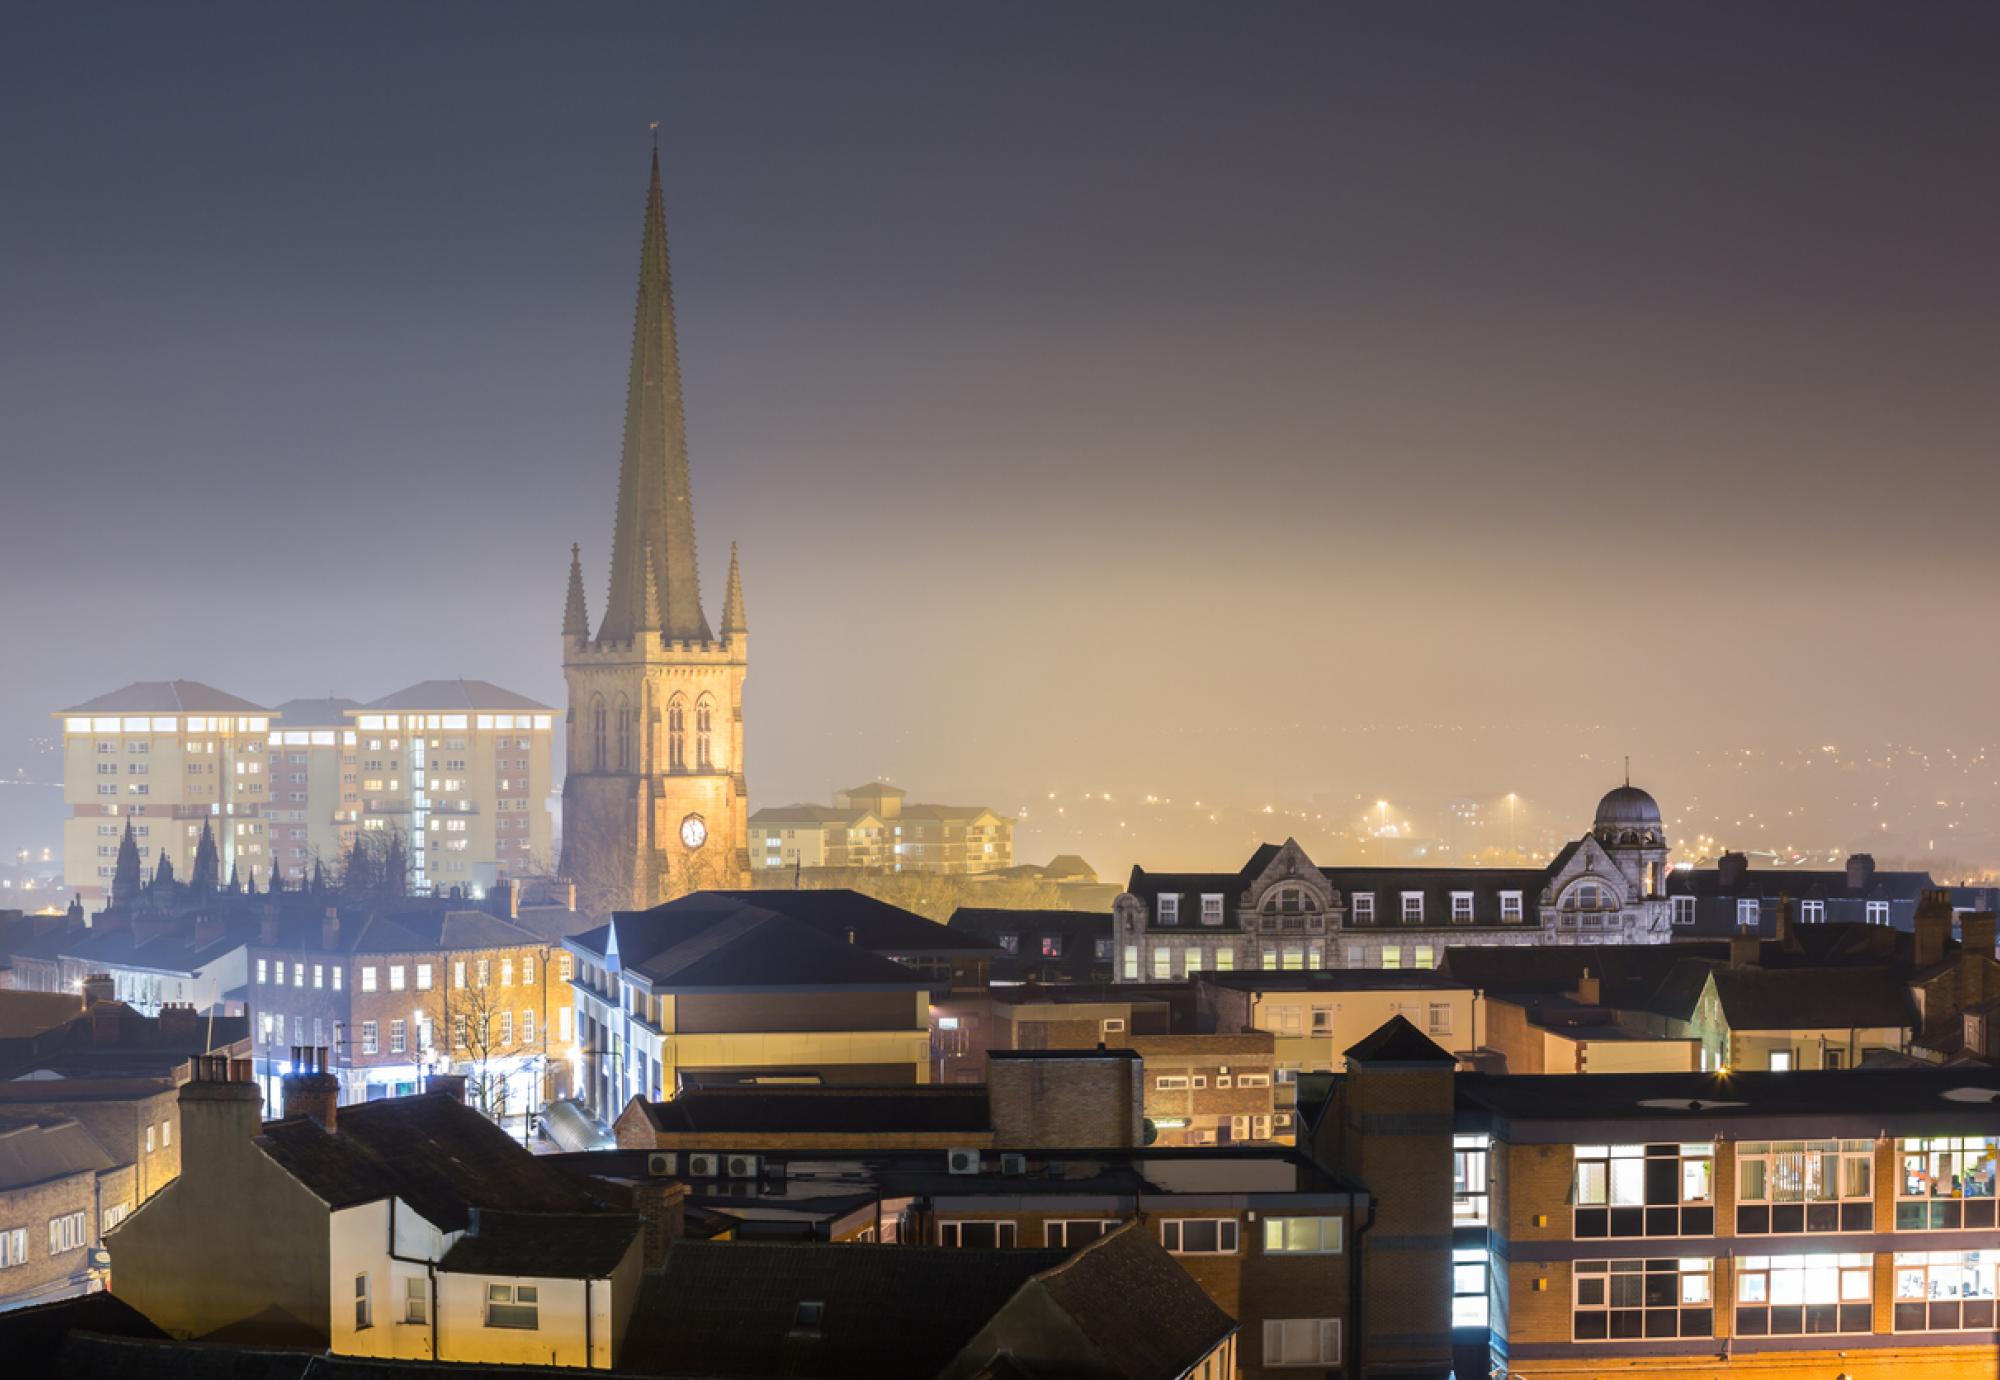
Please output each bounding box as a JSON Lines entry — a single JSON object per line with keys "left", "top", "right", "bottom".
{"left": 280, "top": 1046, "right": 340, "bottom": 1131}
{"left": 1576, "top": 969, "right": 1601, "bottom": 1005}
{"left": 1914, "top": 890, "right": 1952, "bottom": 969}
{"left": 158, "top": 1002, "right": 198, "bottom": 1047}
{"left": 1717, "top": 852, "right": 1749, "bottom": 889}
{"left": 1956, "top": 910, "right": 1997, "bottom": 962}
{"left": 489, "top": 881, "right": 519, "bottom": 921}
{"left": 260, "top": 904, "right": 278, "bottom": 946}
{"left": 1846, "top": 854, "right": 1876, "bottom": 893}
{"left": 426, "top": 1071, "right": 468, "bottom": 1104}
{"left": 321, "top": 907, "right": 340, "bottom": 950}
{"left": 81, "top": 973, "right": 116, "bottom": 1007}
{"left": 1729, "top": 934, "right": 1761, "bottom": 969}
{"left": 1772, "top": 896, "right": 1796, "bottom": 950}
{"left": 194, "top": 911, "right": 223, "bottom": 948}
{"left": 179, "top": 1054, "right": 265, "bottom": 1161}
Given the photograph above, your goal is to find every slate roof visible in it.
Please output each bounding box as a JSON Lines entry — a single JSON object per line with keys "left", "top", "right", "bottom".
{"left": 360, "top": 679, "right": 551, "bottom": 712}
{"left": 1128, "top": 846, "right": 1553, "bottom": 930}
{"left": 627, "top": 1240, "right": 1072, "bottom": 1377}
{"left": 947, "top": 907, "right": 1111, "bottom": 982}
{"left": 1666, "top": 865, "right": 1935, "bottom": 903}
{"left": 693, "top": 890, "right": 996, "bottom": 954}
{"left": 436, "top": 1208, "right": 642, "bottom": 1278}
{"left": 0, "top": 1115, "right": 115, "bottom": 1190}
{"left": 1025, "top": 1222, "right": 1239, "bottom": 1380}
{"left": 270, "top": 697, "right": 362, "bottom": 727}
{"left": 1707, "top": 965, "right": 1916, "bottom": 1031}
{"left": 59, "top": 680, "right": 268, "bottom": 715}
{"left": 254, "top": 1093, "right": 606, "bottom": 1233}
{"left": 571, "top": 906, "right": 930, "bottom": 993}
{"left": 1344, "top": 1015, "right": 1456, "bottom": 1064}
{"left": 637, "top": 1086, "right": 992, "bottom": 1136}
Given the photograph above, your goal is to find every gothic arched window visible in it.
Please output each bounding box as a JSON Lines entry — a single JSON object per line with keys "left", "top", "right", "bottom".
{"left": 590, "top": 697, "right": 607, "bottom": 772}
{"left": 666, "top": 696, "right": 686, "bottom": 771}
{"left": 615, "top": 696, "right": 631, "bottom": 773}
{"left": 695, "top": 696, "right": 714, "bottom": 770}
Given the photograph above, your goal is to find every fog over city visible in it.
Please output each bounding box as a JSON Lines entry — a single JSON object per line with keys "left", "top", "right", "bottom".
{"left": 4, "top": 3, "right": 1998, "bottom": 884}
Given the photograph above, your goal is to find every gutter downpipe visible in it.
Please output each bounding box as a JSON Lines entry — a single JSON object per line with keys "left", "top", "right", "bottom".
{"left": 1349, "top": 1192, "right": 1375, "bottom": 1378}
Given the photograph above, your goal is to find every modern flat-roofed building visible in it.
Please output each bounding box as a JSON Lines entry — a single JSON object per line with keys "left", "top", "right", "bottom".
{"left": 346, "top": 680, "right": 555, "bottom": 896}
{"left": 53, "top": 681, "right": 274, "bottom": 906}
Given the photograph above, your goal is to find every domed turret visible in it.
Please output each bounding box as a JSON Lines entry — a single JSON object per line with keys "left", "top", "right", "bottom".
{"left": 1593, "top": 784, "right": 1662, "bottom": 831}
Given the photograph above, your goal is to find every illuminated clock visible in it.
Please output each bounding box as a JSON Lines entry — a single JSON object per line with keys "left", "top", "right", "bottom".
{"left": 679, "top": 814, "right": 708, "bottom": 850}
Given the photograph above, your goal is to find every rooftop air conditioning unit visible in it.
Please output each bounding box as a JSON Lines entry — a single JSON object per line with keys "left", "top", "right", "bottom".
{"left": 726, "top": 1153, "right": 760, "bottom": 1179}
{"left": 1000, "top": 1153, "right": 1027, "bottom": 1176}
{"left": 646, "top": 1152, "right": 678, "bottom": 1177}
{"left": 947, "top": 1149, "right": 981, "bottom": 1175}
{"left": 686, "top": 1153, "right": 720, "bottom": 1178}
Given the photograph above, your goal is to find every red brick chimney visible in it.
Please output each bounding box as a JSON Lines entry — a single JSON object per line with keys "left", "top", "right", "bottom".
{"left": 1730, "top": 934, "right": 1761, "bottom": 969}
{"left": 1960, "top": 911, "right": 1997, "bottom": 962}
{"left": 1846, "top": 854, "right": 1876, "bottom": 892}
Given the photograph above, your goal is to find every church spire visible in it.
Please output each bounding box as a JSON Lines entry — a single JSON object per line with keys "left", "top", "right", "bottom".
{"left": 563, "top": 543, "right": 589, "bottom": 639}
{"left": 721, "top": 541, "right": 747, "bottom": 637}
{"left": 597, "top": 139, "right": 712, "bottom": 644}
{"left": 640, "top": 546, "right": 663, "bottom": 633}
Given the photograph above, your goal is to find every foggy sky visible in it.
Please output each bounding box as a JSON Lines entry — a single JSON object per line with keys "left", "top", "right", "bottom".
{"left": 4, "top": 3, "right": 1999, "bottom": 874}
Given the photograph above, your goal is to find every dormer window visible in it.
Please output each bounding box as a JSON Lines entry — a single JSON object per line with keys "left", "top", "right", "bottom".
{"left": 1200, "top": 893, "right": 1225, "bottom": 925}
{"left": 1351, "top": 893, "right": 1375, "bottom": 923}
{"left": 1500, "top": 891, "right": 1523, "bottom": 922}
{"left": 1157, "top": 894, "right": 1180, "bottom": 925}
{"left": 1450, "top": 892, "right": 1474, "bottom": 923}
{"left": 1401, "top": 893, "right": 1424, "bottom": 923}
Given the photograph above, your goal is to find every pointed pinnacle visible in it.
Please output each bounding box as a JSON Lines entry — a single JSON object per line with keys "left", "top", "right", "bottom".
{"left": 563, "top": 543, "right": 590, "bottom": 640}
{"left": 721, "top": 541, "right": 747, "bottom": 637}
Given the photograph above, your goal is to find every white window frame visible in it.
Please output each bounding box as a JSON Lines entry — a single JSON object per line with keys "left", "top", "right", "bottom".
{"left": 1500, "top": 890, "right": 1524, "bottom": 922}
{"left": 1350, "top": 893, "right": 1374, "bottom": 923}
{"left": 1673, "top": 895, "right": 1696, "bottom": 926}
{"left": 1200, "top": 893, "right": 1224, "bottom": 925}
{"left": 1401, "top": 892, "right": 1424, "bottom": 923}
{"left": 939, "top": 1220, "right": 1017, "bottom": 1248}
{"left": 1161, "top": 1217, "right": 1240, "bottom": 1255}
{"left": 1157, "top": 894, "right": 1180, "bottom": 925}
{"left": 1263, "top": 1318, "right": 1340, "bottom": 1366}
{"left": 1450, "top": 892, "right": 1474, "bottom": 923}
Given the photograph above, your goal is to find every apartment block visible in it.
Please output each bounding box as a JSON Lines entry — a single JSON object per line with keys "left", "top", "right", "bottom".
{"left": 54, "top": 681, "right": 274, "bottom": 906}
{"left": 347, "top": 680, "right": 555, "bottom": 896}
{"left": 750, "top": 781, "right": 1014, "bottom": 876}
{"left": 263, "top": 698, "right": 361, "bottom": 886}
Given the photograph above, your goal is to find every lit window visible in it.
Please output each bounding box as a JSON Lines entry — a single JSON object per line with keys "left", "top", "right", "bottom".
{"left": 1734, "top": 1253, "right": 1872, "bottom": 1336}
{"left": 1262, "top": 1217, "right": 1342, "bottom": 1254}
{"left": 1573, "top": 1143, "right": 1715, "bottom": 1238}
{"left": 361, "top": 967, "right": 378, "bottom": 993}
{"left": 389, "top": 965, "right": 405, "bottom": 992}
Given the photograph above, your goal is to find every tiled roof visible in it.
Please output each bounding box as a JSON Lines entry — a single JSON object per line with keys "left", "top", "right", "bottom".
{"left": 575, "top": 904, "right": 930, "bottom": 991}
{"left": 436, "top": 1208, "right": 642, "bottom": 1278}
{"left": 0, "top": 1115, "right": 114, "bottom": 1190}
{"left": 696, "top": 890, "right": 996, "bottom": 954}
{"left": 256, "top": 1094, "right": 607, "bottom": 1232}
{"left": 59, "top": 680, "right": 268, "bottom": 715}
{"left": 360, "top": 679, "right": 551, "bottom": 712}
{"left": 1708, "top": 964, "right": 1916, "bottom": 1031}
{"left": 1024, "top": 1222, "right": 1238, "bottom": 1380}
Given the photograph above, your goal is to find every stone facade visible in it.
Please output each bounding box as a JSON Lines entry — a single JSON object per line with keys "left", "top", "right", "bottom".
{"left": 560, "top": 150, "right": 748, "bottom": 918}
{"left": 1114, "top": 783, "right": 1678, "bottom": 982}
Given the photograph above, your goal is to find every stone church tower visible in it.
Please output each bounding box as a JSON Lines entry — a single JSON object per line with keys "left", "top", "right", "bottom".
{"left": 559, "top": 145, "right": 748, "bottom": 917}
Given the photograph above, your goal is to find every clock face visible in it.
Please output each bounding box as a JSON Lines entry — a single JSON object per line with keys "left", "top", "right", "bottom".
{"left": 679, "top": 814, "right": 708, "bottom": 850}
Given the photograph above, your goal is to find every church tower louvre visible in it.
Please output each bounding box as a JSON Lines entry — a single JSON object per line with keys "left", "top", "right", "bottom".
{"left": 560, "top": 140, "right": 749, "bottom": 918}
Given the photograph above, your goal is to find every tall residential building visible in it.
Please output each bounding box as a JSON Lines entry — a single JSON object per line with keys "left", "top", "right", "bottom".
{"left": 264, "top": 697, "right": 361, "bottom": 886}
{"left": 54, "top": 681, "right": 273, "bottom": 905}
{"left": 560, "top": 143, "right": 749, "bottom": 916}
{"left": 346, "top": 681, "right": 554, "bottom": 896}
{"left": 749, "top": 781, "right": 1015, "bottom": 876}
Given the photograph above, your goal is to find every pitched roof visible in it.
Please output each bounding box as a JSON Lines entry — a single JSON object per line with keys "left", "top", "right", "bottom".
{"left": 627, "top": 1240, "right": 1071, "bottom": 1377}
{"left": 360, "top": 679, "right": 551, "bottom": 712}
{"left": 1707, "top": 965, "right": 1916, "bottom": 1031}
{"left": 436, "top": 1208, "right": 642, "bottom": 1278}
{"left": 574, "top": 903, "right": 931, "bottom": 991}
{"left": 1344, "top": 1015, "right": 1457, "bottom": 1064}
{"left": 696, "top": 890, "right": 995, "bottom": 953}
{"left": 0, "top": 1115, "right": 115, "bottom": 1190}
{"left": 0, "top": 991, "right": 84, "bottom": 1039}
{"left": 1456, "top": 1065, "right": 2000, "bottom": 1126}
{"left": 271, "top": 697, "right": 362, "bottom": 727}
{"left": 1021, "top": 1222, "right": 1238, "bottom": 1380}
{"left": 254, "top": 1093, "right": 606, "bottom": 1233}
{"left": 59, "top": 680, "right": 268, "bottom": 715}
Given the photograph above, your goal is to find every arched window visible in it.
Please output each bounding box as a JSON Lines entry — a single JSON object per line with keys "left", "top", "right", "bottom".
{"left": 615, "top": 697, "right": 631, "bottom": 772}
{"left": 666, "top": 696, "right": 686, "bottom": 771}
{"left": 590, "top": 697, "right": 607, "bottom": 772}
{"left": 1261, "top": 886, "right": 1321, "bottom": 916}
{"left": 695, "top": 696, "right": 714, "bottom": 770}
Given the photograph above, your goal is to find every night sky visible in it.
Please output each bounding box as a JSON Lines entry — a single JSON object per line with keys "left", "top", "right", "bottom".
{"left": 4, "top": 3, "right": 1999, "bottom": 873}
